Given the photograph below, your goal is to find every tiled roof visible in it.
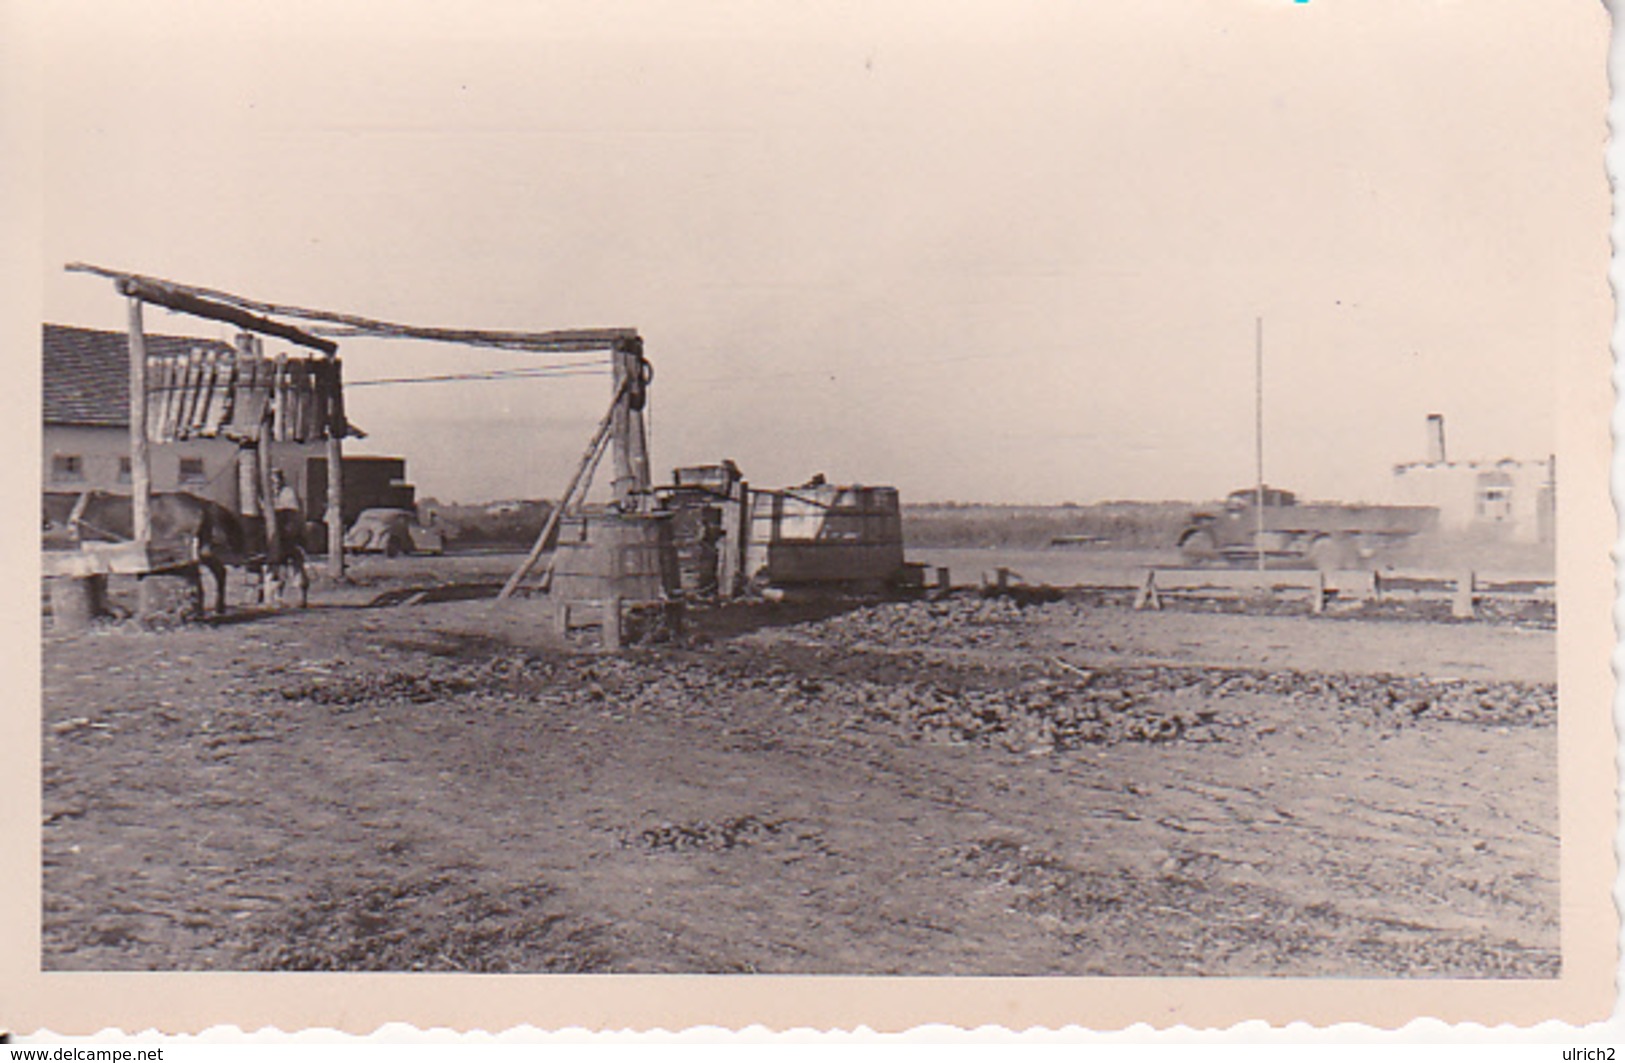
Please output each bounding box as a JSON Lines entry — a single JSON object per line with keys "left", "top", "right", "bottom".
{"left": 43, "top": 324, "right": 235, "bottom": 427}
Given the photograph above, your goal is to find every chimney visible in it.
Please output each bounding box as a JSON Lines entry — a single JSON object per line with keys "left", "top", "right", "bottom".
{"left": 1426, "top": 413, "right": 1447, "bottom": 464}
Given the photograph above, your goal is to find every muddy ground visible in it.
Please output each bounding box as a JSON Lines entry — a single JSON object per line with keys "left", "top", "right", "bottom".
{"left": 40, "top": 553, "right": 1558, "bottom": 976}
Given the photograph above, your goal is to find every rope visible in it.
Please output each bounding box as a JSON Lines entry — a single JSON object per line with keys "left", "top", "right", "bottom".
{"left": 347, "top": 362, "right": 610, "bottom": 388}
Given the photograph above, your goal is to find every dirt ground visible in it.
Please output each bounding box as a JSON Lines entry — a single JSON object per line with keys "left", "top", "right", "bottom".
{"left": 40, "top": 552, "right": 1558, "bottom": 976}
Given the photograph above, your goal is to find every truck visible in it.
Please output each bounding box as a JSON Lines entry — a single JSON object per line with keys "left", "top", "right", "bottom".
{"left": 658, "top": 465, "right": 925, "bottom": 598}
{"left": 1177, "top": 487, "right": 1438, "bottom": 570}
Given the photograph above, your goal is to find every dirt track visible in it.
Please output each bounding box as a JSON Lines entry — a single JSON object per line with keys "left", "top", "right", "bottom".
{"left": 41, "top": 559, "right": 1558, "bottom": 976}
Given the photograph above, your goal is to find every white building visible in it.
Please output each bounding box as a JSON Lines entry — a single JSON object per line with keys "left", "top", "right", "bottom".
{"left": 1390, "top": 414, "right": 1555, "bottom": 544}
{"left": 43, "top": 324, "right": 334, "bottom": 524}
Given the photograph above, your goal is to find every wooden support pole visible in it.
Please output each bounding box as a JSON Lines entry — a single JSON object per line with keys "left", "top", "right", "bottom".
{"left": 610, "top": 344, "right": 637, "bottom": 509}
{"left": 1452, "top": 569, "right": 1477, "bottom": 620}
{"left": 499, "top": 377, "right": 629, "bottom": 600}
{"left": 627, "top": 411, "right": 651, "bottom": 514}
{"left": 50, "top": 576, "right": 108, "bottom": 633}
{"left": 256, "top": 425, "right": 282, "bottom": 603}
{"left": 730, "top": 482, "right": 750, "bottom": 598}
{"left": 1310, "top": 571, "right": 1327, "bottom": 614}
{"left": 1134, "top": 569, "right": 1161, "bottom": 611}
{"left": 325, "top": 356, "right": 347, "bottom": 580}
{"left": 1254, "top": 316, "right": 1266, "bottom": 576}
{"left": 127, "top": 297, "right": 152, "bottom": 547}
{"left": 602, "top": 595, "right": 623, "bottom": 652}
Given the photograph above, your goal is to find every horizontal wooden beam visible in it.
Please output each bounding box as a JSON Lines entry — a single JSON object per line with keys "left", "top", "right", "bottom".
{"left": 67, "top": 262, "right": 637, "bottom": 355}
{"left": 42, "top": 540, "right": 191, "bottom": 578}
{"left": 101, "top": 274, "right": 339, "bottom": 354}
{"left": 310, "top": 322, "right": 638, "bottom": 354}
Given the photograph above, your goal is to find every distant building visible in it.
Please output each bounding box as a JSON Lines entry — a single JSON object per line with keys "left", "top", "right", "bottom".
{"left": 43, "top": 323, "right": 414, "bottom": 531}
{"left": 1390, "top": 414, "right": 1555, "bottom": 544}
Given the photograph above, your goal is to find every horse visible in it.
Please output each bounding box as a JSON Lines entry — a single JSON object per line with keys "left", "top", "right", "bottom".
{"left": 68, "top": 490, "right": 308, "bottom": 613}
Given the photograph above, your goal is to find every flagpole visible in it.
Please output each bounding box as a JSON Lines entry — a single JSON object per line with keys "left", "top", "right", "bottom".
{"left": 1255, "top": 316, "right": 1265, "bottom": 574}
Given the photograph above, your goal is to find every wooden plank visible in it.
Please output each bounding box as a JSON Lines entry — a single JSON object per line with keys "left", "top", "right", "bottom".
{"left": 43, "top": 552, "right": 114, "bottom": 578}
{"left": 233, "top": 344, "right": 269, "bottom": 438}
{"left": 328, "top": 355, "right": 348, "bottom": 439}
{"left": 146, "top": 354, "right": 170, "bottom": 443}
{"left": 154, "top": 354, "right": 177, "bottom": 442}
{"left": 43, "top": 539, "right": 190, "bottom": 578}
{"left": 167, "top": 350, "right": 190, "bottom": 440}
{"left": 290, "top": 360, "right": 307, "bottom": 441}
{"left": 312, "top": 358, "right": 331, "bottom": 442}
{"left": 169, "top": 352, "right": 190, "bottom": 440}
{"left": 174, "top": 349, "right": 201, "bottom": 439}
{"left": 1144, "top": 568, "right": 1318, "bottom": 593}
{"left": 272, "top": 353, "right": 289, "bottom": 442}
{"left": 204, "top": 355, "right": 235, "bottom": 435}
{"left": 191, "top": 348, "right": 213, "bottom": 436}
{"left": 290, "top": 358, "right": 312, "bottom": 441}
{"left": 179, "top": 350, "right": 201, "bottom": 437}
{"left": 192, "top": 351, "right": 219, "bottom": 436}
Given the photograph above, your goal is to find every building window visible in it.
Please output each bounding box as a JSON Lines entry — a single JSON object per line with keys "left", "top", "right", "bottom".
{"left": 178, "top": 457, "right": 207, "bottom": 485}
{"left": 51, "top": 454, "right": 84, "bottom": 483}
{"left": 1475, "top": 472, "right": 1514, "bottom": 522}
{"left": 117, "top": 456, "right": 132, "bottom": 484}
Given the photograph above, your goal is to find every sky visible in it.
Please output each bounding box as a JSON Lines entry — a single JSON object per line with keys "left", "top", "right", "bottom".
{"left": 12, "top": 0, "right": 1612, "bottom": 505}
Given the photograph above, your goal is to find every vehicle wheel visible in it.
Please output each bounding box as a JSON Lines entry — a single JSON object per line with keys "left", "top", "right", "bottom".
{"left": 1179, "top": 529, "right": 1219, "bottom": 566}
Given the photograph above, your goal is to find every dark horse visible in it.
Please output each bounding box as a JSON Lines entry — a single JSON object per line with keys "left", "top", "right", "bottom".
{"left": 69, "top": 490, "right": 308, "bottom": 613}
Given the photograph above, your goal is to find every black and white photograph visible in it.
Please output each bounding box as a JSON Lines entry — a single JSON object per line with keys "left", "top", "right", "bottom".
{"left": 4, "top": 0, "right": 1616, "bottom": 1035}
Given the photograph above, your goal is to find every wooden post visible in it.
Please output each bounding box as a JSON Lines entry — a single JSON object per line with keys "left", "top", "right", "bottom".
{"left": 725, "top": 481, "right": 750, "bottom": 598}
{"left": 716, "top": 479, "right": 745, "bottom": 600}
{"left": 602, "top": 595, "right": 623, "bottom": 651}
{"left": 609, "top": 339, "right": 651, "bottom": 512}
{"left": 936, "top": 566, "right": 951, "bottom": 593}
{"left": 1134, "top": 569, "right": 1161, "bottom": 611}
{"left": 271, "top": 352, "right": 289, "bottom": 443}
{"left": 256, "top": 419, "right": 282, "bottom": 603}
{"left": 127, "top": 297, "right": 152, "bottom": 546}
{"left": 1254, "top": 316, "right": 1266, "bottom": 576}
{"left": 50, "top": 576, "right": 108, "bottom": 633}
{"left": 610, "top": 345, "right": 634, "bottom": 508}
{"left": 1452, "top": 570, "right": 1476, "bottom": 620}
{"left": 325, "top": 356, "right": 347, "bottom": 580}
{"left": 1310, "top": 571, "right": 1327, "bottom": 614}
